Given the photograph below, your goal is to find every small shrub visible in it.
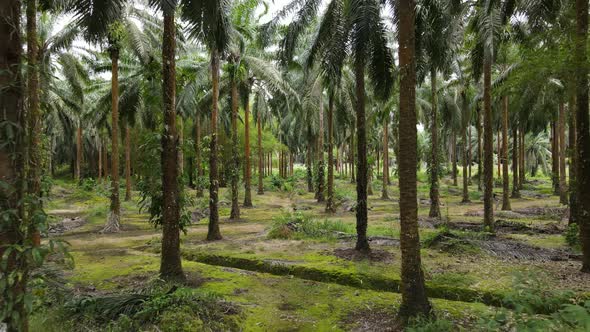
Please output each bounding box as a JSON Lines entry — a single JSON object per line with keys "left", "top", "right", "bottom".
{"left": 267, "top": 212, "right": 352, "bottom": 240}
{"left": 80, "top": 178, "right": 96, "bottom": 191}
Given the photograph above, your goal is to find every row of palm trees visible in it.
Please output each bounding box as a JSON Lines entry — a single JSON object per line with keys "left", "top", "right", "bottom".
{"left": 3, "top": 0, "right": 590, "bottom": 330}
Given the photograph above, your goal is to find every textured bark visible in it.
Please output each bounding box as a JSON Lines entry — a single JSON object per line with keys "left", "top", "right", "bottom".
{"left": 501, "top": 96, "right": 511, "bottom": 211}
{"left": 244, "top": 88, "right": 253, "bottom": 206}
{"left": 195, "top": 116, "right": 204, "bottom": 197}
{"left": 159, "top": 12, "right": 184, "bottom": 281}
{"left": 559, "top": 102, "right": 568, "bottom": 204}
{"left": 398, "top": 0, "right": 431, "bottom": 317}
{"left": 306, "top": 143, "right": 313, "bottom": 192}
{"left": 102, "top": 47, "right": 121, "bottom": 233}
{"left": 0, "top": 2, "right": 28, "bottom": 330}
{"left": 326, "top": 92, "right": 335, "bottom": 213}
{"left": 575, "top": 0, "right": 590, "bottom": 272}
{"left": 350, "top": 130, "right": 355, "bottom": 183}
{"left": 317, "top": 93, "right": 325, "bottom": 202}
{"left": 483, "top": 56, "right": 495, "bottom": 231}
{"left": 511, "top": 127, "right": 520, "bottom": 198}
{"left": 98, "top": 141, "right": 102, "bottom": 183}
{"left": 257, "top": 111, "right": 264, "bottom": 195}
{"left": 428, "top": 70, "right": 441, "bottom": 218}
{"left": 125, "top": 124, "right": 131, "bottom": 201}
{"left": 497, "top": 129, "right": 501, "bottom": 180}
{"left": 354, "top": 61, "right": 369, "bottom": 252}
{"left": 569, "top": 93, "right": 578, "bottom": 224}
{"left": 462, "top": 126, "right": 470, "bottom": 203}
{"left": 208, "top": 49, "right": 222, "bottom": 240}
{"left": 26, "top": 0, "right": 41, "bottom": 246}
{"left": 230, "top": 70, "right": 240, "bottom": 220}
{"left": 476, "top": 106, "right": 483, "bottom": 191}
{"left": 76, "top": 126, "right": 82, "bottom": 182}
{"left": 382, "top": 117, "right": 389, "bottom": 200}
{"left": 519, "top": 128, "right": 525, "bottom": 187}
{"left": 552, "top": 122, "right": 560, "bottom": 195}
{"left": 178, "top": 117, "right": 184, "bottom": 175}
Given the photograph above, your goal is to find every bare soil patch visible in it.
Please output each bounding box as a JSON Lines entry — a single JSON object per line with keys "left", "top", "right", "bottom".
{"left": 343, "top": 307, "right": 401, "bottom": 332}
{"left": 48, "top": 216, "right": 86, "bottom": 235}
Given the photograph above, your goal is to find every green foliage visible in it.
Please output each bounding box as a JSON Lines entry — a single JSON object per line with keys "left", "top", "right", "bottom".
{"left": 79, "top": 178, "right": 96, "bottom": 191}
{"left": 136, "top": 132, "right": 193, "bottom": 233}
{"left": 407, "top": 316, "right": 454, "bottom": 332}
{"left": 565, "top": 223, "right": 580, "bottom": 249}
{"left": 267, "top": 212, "right": 352, "bottom": 240}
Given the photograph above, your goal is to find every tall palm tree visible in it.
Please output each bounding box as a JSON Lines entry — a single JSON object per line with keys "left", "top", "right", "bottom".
{"left": 396, "top": 0, "right": 431, "bottom": 318}
{"left": 269, "top": 0, "right": 394, "bottom": 251}
{"left": 574, "top": 0, "right": 590, "bottom": 272}
{"left": 182, "top": 0, "right": 231, "bottom": 241}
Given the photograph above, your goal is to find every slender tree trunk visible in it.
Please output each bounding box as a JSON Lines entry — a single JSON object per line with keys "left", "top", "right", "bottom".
{"left": 559, "top": 102, "right": 568, "bottom": 204}
{"left": 511, "top": 127, "right": 520, "bottom": 198}
{"left": 125, "top": 124, "right": 131, "bottom": 201}
{"left": 552, "top": 121, "right": 560, "bottom": 194}
{"left": 518, "top": 128, "right": 526, "bottom": 189}
{"left": 462, "top": 126, "right": 470, "bottom": 203}
{"left": 501, "top": 96, "right": 511, "bottom": 210}
{"left": 26, "top": 0, "right": 41, "bottom": 247}
{"left": 103, "top": 142, "right": 109, "bottom": 179}
{"left": 1, "top": 2, "right": 28, "bottom": 330}
{"left": 76, "top": 126, "right": 82, "bottom": 182}
{"left": 483, "top": 56, "right": 495, "bottom": 231}
{"left": 497, "top": 129, "right": 501, "bottom": 180}
{"left": 326, "top": 91, "right": 335, "bottom": 213}
{"left": 244, "top": 88, "right": 253, "bottom": 207}
{"left": 350, "top": 130, "right": 355, "bottom": 183}
{"left": 207, "top": 48, "right": 222, "bottom": 241}
{"left": 569, "top": 92, "right": 578, "bottom": 224}
{"left": 468, "top": 124, "right": 472, "bottom": 184}
{"left": 452, "top": 134, "right": 458, "bottom": 187}
{"left": 429, "top": 70, "right": 441, "bottom": 218}
{"left": 317, "top": 92, "right": 325, "bottom": 202}
{"left": 382, "top": 117, "right": 389, "bottom": 199}
{"left": 398, "top": 0, "right": 431, "bottom": 317}
{"left": 230, "top": 70, "right": 240, "bottom": 220}
{"left": 270, "top": 151, "right": 273, "bottom": 176}
{"left": 354, "top": 61, "right": 369, "bottom": 252}
{"left": 257, "top": 112, "right": 264, "bottom": 195}
{"left": 476, "top": 106, "right": 483, "bottom": 191}
{"left": 195, "top": 115, "right": 204, "bottom": 197}
{"left": 306, "top": 142, "right": 313, "bottom": 192}
{"left": 103, "top": 47, "right": 121, "bottom": 233}
{"left": 159, "top": 11, "right": 184, "bottom": 280}
{"left": 98, "top": 140, "right": 102, "bottom": 183}
{"left": 575, "top": 0, "right": 590, "bottom": 272}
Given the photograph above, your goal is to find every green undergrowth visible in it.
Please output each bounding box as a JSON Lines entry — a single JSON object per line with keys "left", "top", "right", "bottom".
{"left": 267, "top": 211, "right": 354, "bottom": 240}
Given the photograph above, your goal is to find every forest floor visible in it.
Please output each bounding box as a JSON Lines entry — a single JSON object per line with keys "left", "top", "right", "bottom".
{"left": 32, "top": 168, "right": 588, "bottom": 331}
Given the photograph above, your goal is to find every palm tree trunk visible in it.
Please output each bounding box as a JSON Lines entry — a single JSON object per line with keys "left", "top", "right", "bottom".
{"left": 575, "top": 0, "right": 590, "bottom": 272}
{"left": 476, "top": 106, "right": 483, "bottom": 191}
{"left": 244, "top": 88, "right": 253, "bottom": 207}
{"left": 230, "top": 72, "right": 240, "bottom": 220}
{"left": 519, "top": 128, "right": 525, "bottom": 187}
{"left": 354, "top": 61, "right": 369, "bottom": 252}
{"left": 559, "top": 102, "right": 568, "bottom": 204}
{"left": 1, "top": 2, "right": 28, "bottom": 329}
{"left": 269, "top": 151, "right": 273, "bottom": 176}
{"left": 501, "top": 96, "right": 511, "bottom": 210}
{"left": 326, "top": 91, "right": 335, "bottom": 213}
{"left": 103, "top": 141, "right": 109, "bottom": 179}
{"left": 452, "top": 133, "right": 458, "bottom": 186}
{"left": 429, "top": 69, "right": 441, "bottom": 217}
{"left": 76, "top": 125, "right": 82, "bottom": 182}
{"left": 159, "top": 11, "right": 184, "bottom": 281}
{"left": 552, "top": 121, "right": 560, "bottom": 195}
{"left": 398, "top": 0, "right": 431, "bottom": 316}
{"left": 125, "top": 124, "right": 131, "bottom": 201}
{"left": 103, "top": 46, "right": 121, "bottom": 233}
{"left": 569, "top": 92, "right": 577, "bottom": 224}
{"left": 382, "top": 117, "right": 389, "bottom": 199}
{"left": 468, "top": 124, "right": 472, "bottom": 184}
{"left": 350, "top": 130, "right": 355, "bottom": 183}
{"left": 306, "top": 141, "right": 313, "bottom": 192}
{"left": 178, "top": 116, "right": 184, "bottom": 175}
{"left": 98, "top": 140, "right": 102, "bottom": 183}
{"left": 195, "top": 115, "right": 204, "bottom": 197}
{"left": 257, "top": 112, "right": 264, "bottom": 195}
{"left": 483, "top": 56, "right": 495, "bottom": 231}
{"left": 317, "top": 92, "right": 325, "bottom": 202}
{"left": 207, "top": 48, "right": 222, "bottom": 241}
{"left": 462, "top": 126, "right": 470, "bottom": 203}
{"left": 26, "top": 0, "right": 41, "bottom": 247}
{"left": 497, "top": 129, "right": 501, "bottom": 179}
{"left": 511, "top": 127, "right": 520, "bottom": 198}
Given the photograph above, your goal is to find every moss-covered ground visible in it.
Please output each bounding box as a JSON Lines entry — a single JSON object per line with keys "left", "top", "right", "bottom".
{"left": 37, "top": 168, "right": 590, "bottom": 331}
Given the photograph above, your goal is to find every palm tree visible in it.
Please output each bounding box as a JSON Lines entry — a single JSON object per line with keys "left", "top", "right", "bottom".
{"left": 269, "top": 0, "right": 394, "bottom": 251}
{"left": 396, "top": 0, "right": 431, "bottom": 318}
{"left": 181, "top": 0, "right": 231, "bottom": 241}
{"left": 574, "top": 0, "right": 590, "bottom": 272}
